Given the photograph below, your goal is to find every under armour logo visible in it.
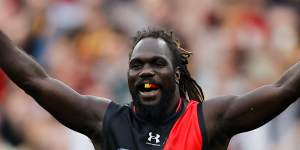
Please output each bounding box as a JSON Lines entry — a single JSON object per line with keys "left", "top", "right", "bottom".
{"left": 147, "top": 132, "right": 160, "bottom": 143}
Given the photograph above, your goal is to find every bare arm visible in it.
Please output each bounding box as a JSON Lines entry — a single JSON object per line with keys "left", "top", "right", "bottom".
{"left": 0, "top": 30, "right": 110, "bottom": 142}
{"left": 205, "top": 61, "right": 300, "bottom": 139}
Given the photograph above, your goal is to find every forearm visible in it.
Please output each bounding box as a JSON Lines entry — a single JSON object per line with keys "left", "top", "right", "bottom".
{"left": 222, "top": 61, "right": 300, "bottom": 134}
{"left": 276, "top": 61, "right": 300, "bottom": 99}
{"left": 0, "top": 31, "right": 48, "bottom": 88}
{"left": 0, "top": 31, "right": 108, "bottom": 139}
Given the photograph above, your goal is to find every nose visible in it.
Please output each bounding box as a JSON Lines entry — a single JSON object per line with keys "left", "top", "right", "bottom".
{"left": 138, "top": 65, "right": 155, "bottom": 78}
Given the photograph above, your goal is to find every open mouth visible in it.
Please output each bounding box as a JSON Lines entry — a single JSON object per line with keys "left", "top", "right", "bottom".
{"left": 137, "top": 83, "right": 160, "bottom": 98}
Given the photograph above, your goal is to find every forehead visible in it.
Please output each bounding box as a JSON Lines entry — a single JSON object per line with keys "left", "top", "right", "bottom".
{"left": 130, "top": 38, "right": 173, "bottom": 61}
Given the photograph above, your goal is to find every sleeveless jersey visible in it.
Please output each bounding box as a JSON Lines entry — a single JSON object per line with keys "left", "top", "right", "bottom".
{"left": 102, "top": 100, "right": 208, "bottom": 150}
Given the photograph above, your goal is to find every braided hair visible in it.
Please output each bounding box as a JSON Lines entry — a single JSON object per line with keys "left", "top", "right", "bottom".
{"left": 130, "top": 29, "right": 205, "bottom": 102}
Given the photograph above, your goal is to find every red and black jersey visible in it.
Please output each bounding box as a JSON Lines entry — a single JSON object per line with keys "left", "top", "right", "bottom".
{"left": 102, "top": 99, "right": 208, "bottom": 150}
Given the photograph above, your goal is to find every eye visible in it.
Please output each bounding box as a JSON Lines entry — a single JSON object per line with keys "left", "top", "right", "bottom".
{"left": 129, "top": 60, "right": 143, "bottom": 70}
{"left": 154, "top": 58, "right": 167, "bottom": 67}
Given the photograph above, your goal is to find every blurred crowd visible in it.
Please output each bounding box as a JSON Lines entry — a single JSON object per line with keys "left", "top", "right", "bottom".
{"left": 0, "top": 0, "right": 299, "bottom": 149}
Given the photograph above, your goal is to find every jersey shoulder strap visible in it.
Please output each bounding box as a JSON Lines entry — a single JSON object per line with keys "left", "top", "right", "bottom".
{"left": 197, "top": 101, "right": 208, "bottom": 150}
{"left": 163, "top": 101, "right": 208, "bottom": 150}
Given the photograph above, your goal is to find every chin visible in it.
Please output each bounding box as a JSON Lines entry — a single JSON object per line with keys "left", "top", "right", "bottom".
{"left": 131, "top": 93, "right": 173, "bottom": 123}
{"left": 139, "top": 97, "right": 161, "bottom": 106}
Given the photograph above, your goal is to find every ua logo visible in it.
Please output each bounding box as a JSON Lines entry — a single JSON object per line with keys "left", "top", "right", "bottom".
{"left": 148, "top": 132, "right": 160, "bottom": 143}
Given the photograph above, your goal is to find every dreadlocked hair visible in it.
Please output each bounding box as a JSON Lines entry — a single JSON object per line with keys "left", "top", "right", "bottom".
{"left": 130, "top": 29, "right": 205, "bottom": 102}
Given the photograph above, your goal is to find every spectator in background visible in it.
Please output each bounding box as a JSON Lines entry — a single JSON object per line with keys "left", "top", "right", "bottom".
{"left": 0, "top": 0, "right": 299, "bottom": 149}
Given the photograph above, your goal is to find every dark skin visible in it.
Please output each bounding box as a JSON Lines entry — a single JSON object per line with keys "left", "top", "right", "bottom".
{"left": 0, "top": 30, "right": 299, "bottom": 149}
{"left": 128, "top": 38, "right": 180, "bottom": 119}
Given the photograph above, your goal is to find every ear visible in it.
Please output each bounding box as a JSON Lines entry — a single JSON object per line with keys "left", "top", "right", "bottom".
{"left": 175, "top": 67, "right": 180, "bottom": 84}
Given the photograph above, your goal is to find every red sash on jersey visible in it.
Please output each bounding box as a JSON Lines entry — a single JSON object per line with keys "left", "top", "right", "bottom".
{"left": 163, "top": 101, "right": 203, "bottom": 150}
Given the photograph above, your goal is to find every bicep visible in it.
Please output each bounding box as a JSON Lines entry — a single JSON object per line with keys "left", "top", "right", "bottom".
{"left": 23, "top": 77, "right": 111, "bottom": 138}
{"left": 219, "top": 84, "right": 293, "bottom": 135}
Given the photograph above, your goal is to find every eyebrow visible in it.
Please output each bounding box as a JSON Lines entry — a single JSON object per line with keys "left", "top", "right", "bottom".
{"left": 129, "top": 56, "right": 168, "bottom": 63}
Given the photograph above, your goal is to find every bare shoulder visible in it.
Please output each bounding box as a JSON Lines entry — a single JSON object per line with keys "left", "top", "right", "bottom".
{"left": 83, "top": 95, "right": 112, "bottom": 121}
{"left": 201, "top": 95, "right": 237, "bottom": 147}
{"left": 203, "top": 95, "right": 237, "bottom": 121}
{"left": 82, "top": 96, "right": 112, "bottom": 144}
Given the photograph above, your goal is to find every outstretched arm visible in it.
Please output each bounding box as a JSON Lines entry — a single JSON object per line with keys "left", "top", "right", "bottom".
{"left": 0, "top": 30, "right": 110, "bottom": 142}
{"left": 205, "top": 61, "right": 300, "bottom": 138}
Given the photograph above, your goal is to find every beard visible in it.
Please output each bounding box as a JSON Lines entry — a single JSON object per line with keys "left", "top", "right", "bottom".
{"left": 130, "top": 80, "right": 177, "bottom": 124}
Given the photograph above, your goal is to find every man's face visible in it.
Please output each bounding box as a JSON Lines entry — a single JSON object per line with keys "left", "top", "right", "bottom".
{"left": 128, "top": 37, "right": 179, "bottom": 121}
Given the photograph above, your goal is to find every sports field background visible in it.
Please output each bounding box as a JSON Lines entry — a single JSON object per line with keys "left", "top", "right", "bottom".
{"left": 0, "top": 0, "right": 299, "bottom": 149}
